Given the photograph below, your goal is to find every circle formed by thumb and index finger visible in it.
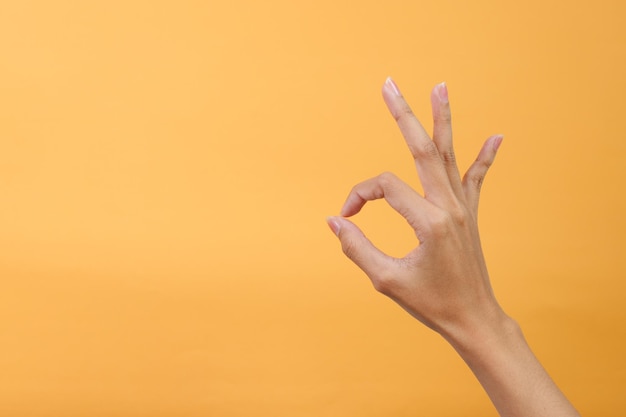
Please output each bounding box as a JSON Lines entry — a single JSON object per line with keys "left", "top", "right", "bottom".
{"left": 340, "top": 172, "right": 438, "bottom": 239}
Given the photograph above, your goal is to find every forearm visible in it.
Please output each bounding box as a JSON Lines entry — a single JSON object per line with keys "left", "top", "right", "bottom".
{"left": 443, "top": 309, "right": 581, "bottom": 417}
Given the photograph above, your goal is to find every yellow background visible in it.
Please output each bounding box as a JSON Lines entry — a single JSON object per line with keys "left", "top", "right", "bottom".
{"left": 1, "top": 1, "right": 624, "bottom": 415}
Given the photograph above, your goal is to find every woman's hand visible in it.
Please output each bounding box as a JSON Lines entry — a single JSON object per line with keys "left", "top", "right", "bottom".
{"left": 327, "top": 78, "right": 505, "bottom": 341}
{"left": 327, "top": 78, "right": 581, "bottom": 417}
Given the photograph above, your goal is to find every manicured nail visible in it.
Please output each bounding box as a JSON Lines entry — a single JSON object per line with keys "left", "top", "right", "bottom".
{"left": 326, "top": 216, "right": 341, "bottom": 236}
{"left": 437, "top": 82, "right": 449, "bottom": 104}
{"left": 492, "top": 135, "right": 504, "bottom": 151}
{"left": 385, "top": 77, "right": 402, "bottom": 97}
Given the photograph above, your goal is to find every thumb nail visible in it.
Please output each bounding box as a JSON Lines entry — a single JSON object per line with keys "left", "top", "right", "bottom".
{"left": 326, "top": 216, "right": 341, "bottom": 236}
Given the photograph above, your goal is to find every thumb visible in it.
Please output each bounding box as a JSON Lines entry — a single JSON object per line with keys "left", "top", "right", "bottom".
{"left": 326, "top": 216, "right": 394, "bottom": 282}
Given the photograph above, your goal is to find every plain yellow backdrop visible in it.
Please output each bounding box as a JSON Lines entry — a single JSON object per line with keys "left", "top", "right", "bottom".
{"left": 1, "top": 1, "right": 624, "bottom": 416}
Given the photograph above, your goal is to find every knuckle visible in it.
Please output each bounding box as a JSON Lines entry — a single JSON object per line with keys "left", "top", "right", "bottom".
{"left": 475, "top": 175, "right": 485, "bottom": 191}
{"left": 469, "top": 172, "right": 485, "bottom": 191}
{"left": 411, "top": 140, "right": 439, "bottom": 160}
{"left": 371, "top": 271, "right": 396, "bottom": 295}
{"left": 349, "top": 183, "right": 360, "bottom": 196}
{"left": 341, "top": 238, "right": 359, "bottom": 260}
{"left": 478, "top": 157, "right": 493, "bottom": 170}
{"left": 378, "top": 171, "right": 398, "bottom": 187}
{"left": 454, "top": 208, "right": 474, "bottom": 228}
{"left": 440, "top": 149, "right": 456, "bottom": 165}
{"left": 449, "top": 204, "right": 468, "bottom": 225}
{"left": 393, "top": 105, "right": 414, "bottom": 122}
{"left": 427, "top": 211, "right": 453, "bottom": 238}
{"left": 435, "top": 109, "right": 452, "bottom": 124}
{"left": 465, "top": 158, "right": 492, "bottom": 192}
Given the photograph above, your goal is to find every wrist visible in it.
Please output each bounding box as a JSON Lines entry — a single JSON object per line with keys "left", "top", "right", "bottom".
{"left": 437, "top": 305, "right": 582, "bottom": 417}
{"left": 440, "top": 304, "right": 522, "bottom": 363}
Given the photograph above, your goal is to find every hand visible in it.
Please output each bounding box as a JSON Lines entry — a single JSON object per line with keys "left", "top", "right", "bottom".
{"left": 327, "top": 78, "right": 505, "bottom": 340}
{"left": 327, "top": 79, "right": 581, "bottom": 417}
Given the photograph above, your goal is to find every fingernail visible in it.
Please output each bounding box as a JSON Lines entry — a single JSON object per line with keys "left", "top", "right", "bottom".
{"left": 326, "top": 216, "right": 341, "bottom": 236}
{"left": 492, "top": 135, "right": 504, "bottom": 151}
{"left": 385, "top": 77, "right": 402, "bottom": 97}
{"left": 437, "top": 82, "right": 449, "bottom": 104}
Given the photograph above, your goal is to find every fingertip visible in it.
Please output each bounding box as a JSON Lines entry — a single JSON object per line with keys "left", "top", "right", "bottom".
{"left": 431, "top": 82, "right": 451, "bottom": 126}
{"left": 326, "top": 216, "right": 341, "bottom": 236}
{"left": 492, "top": 135, "right": 504, "bottom": 151}
{"left": 435, "top": 82, "right": 449, "bottom": 104}
{"left": 340, "top": 206, "right": 358, "bottom": 217}
{"left": 382, "top": 77, "right": 410, "bottom": 120}
{"left": 339, "top": 192, "right": 362, "bottom": 217}
{"left": 384, "top": 76, "right": 402, "bottom": 97}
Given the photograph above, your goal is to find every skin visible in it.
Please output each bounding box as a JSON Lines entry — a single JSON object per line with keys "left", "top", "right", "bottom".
{"left": 326, "top": 78, "right": 581, "bottom": 417}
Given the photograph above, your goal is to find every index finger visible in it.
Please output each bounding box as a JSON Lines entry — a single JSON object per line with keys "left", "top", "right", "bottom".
{"left": 340, "top": 172, "right": 437, "bottom": 239}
